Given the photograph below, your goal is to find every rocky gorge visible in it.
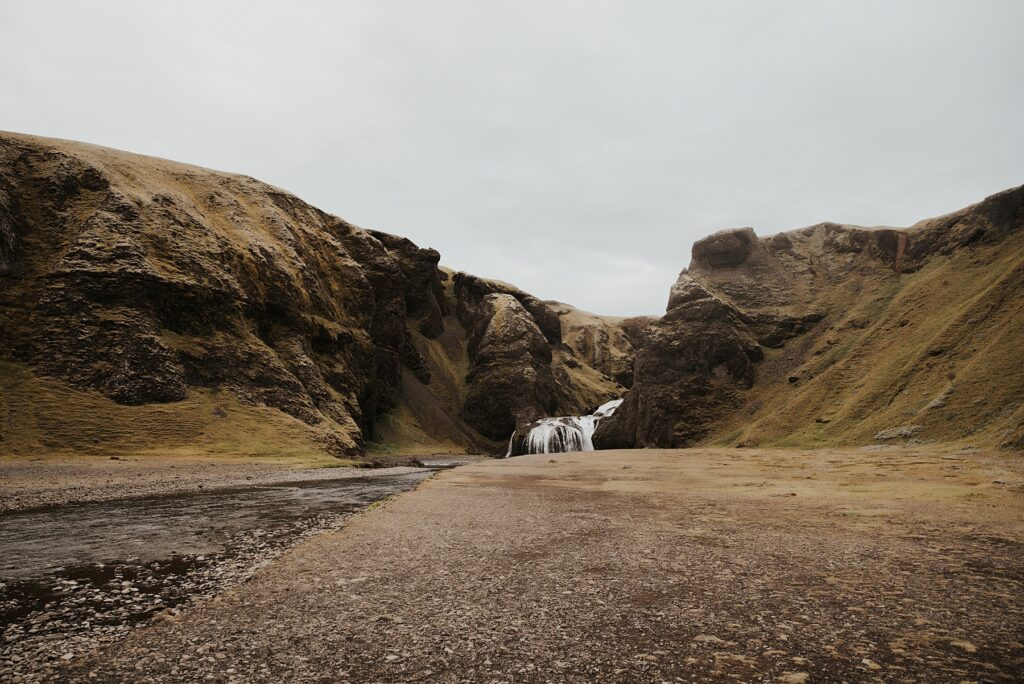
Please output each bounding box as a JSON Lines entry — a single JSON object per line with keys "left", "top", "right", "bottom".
{"left": 0, "top": 132, "right": 632, "bottom": 462}
{"left": 1, "top": 132, "right": 1023, "bottom": 684}
{"left": 1, "top": 131, "right": 1022, "bottom": 462}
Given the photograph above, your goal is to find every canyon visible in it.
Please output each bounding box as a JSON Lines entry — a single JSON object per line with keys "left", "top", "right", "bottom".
{"left": 2, "top": 131, "right": 1021, "bottom": 462}
{"left": 2, "top": 132, "right": 1023, "bottom": 683}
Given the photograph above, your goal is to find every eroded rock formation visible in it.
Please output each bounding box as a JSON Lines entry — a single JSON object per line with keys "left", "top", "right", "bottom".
{"left": 593, "top": 275, "right": 761, "bottom": 448}
{"left": 460, "top": 294, "right": 555, "bottom": 440}
{"left": 0, "top": 132, "right": 633, "bottom": 459}
{"left": 547, "top": 301, "right": 654, "bottom": 388}
{"left": 598, "top": 185, "right": 1024, "bottom": 450}
{"left": 0, "top": 133, "right": 469, "bottom": 456}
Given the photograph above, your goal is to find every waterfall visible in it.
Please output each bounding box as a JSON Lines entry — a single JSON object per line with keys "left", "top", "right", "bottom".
{"left": 506, "top": 399, "right": 623, "bottom": 457}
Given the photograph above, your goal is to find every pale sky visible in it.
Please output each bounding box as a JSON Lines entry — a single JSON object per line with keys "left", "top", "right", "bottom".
{"left": 2, "top": 1, "right": 1022, "bottom": 315}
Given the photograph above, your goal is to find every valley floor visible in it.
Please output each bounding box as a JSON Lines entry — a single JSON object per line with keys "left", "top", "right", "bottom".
{"left": 65, "top": 447, "right": 1024, "bottom": 683}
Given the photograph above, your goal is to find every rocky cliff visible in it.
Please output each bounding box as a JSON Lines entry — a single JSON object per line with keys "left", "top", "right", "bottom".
{"left": 449, "top": 273, "right": 626, "bottom": 441}
{"left": 0, "top": 132, "right": 634, "bottom": 460}
{"left": 4, "top": 132, "right": 1018, "bottom": 460}
{"left": 596, "top": 185, "right": 1024, "bottom": 451}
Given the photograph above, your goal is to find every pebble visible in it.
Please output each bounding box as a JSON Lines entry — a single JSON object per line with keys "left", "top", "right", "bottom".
{"left": 0, "top": 509, "right": 367, "bottom": 682}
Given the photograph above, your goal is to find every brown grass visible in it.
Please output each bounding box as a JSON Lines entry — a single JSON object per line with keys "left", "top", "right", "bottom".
{"left": 705, "top": 227, "right": 1024, "bottom": 450}
{"left": 0, "top": 361, "right": 340, "bottom": 466}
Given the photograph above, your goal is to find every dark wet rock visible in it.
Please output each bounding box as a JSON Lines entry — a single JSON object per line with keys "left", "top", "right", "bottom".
{"left": 328, "top": 224, "right": 411, "bottom": 435}
{"left": 461, "top": 294, "right": 554, "bottom": 440}
{"left": 451, "top": 272, "right": 617, "bottom": 443}
{"left": 595, "top": 275, "right": 761, "bottom": 448}
{"left": 0, "top": 133, "right": 452, "bottom": 456}
{"left": 367, "top": 230, "right": 448, "bottom": 339}
{"left": 452, "top": 272, "right": 561, "bottom": 345}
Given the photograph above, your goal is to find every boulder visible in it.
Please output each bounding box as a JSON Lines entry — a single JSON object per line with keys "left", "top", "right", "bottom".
{"left": 690, "top": 227, "right": 759, "bottom": 268}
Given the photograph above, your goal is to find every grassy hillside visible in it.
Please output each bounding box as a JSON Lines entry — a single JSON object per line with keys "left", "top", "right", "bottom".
{"left": 705, "top": 216, "right": 1024, "bottom": 450}
{"left": 0, "top": 361, "right": 347, "bottom": 465}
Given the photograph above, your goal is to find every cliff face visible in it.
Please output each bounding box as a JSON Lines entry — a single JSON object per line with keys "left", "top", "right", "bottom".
{"left": 0, "top": 132, "right": 634, "bottom": 460}
{"left": 597, "top": 185, "right": 1024, "bottom": 451}
{"left": 0, "top": 132, "right": 449, "bottom": 456}
{"left": 449, "top": 273, "right": 627, "bottom": 441}
{"left": 4, "top": 132, "right": 1017, "bottom": 460}
{"left": 547, "top": 302, "right": 655, "bottom": 389}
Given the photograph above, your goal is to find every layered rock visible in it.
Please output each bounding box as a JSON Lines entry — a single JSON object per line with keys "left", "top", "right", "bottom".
{"left": 598, "top": 184, "right": 1024, "bottom": 450}
{"left": 594, "top": 275, "right": 761, "bottom": 448}
{"left": 0, "top": 133, "right": 458, "bottom": 456}
{"left": 460, "top": 294, "right": 555, "bottom": 440}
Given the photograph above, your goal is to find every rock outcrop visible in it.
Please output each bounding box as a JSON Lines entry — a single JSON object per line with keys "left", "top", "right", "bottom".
{"left": 594, "top": 275, "right": 761, "bottom": 448}
{"left": 451, "top": 275, "right": 628, "bottom": 440}
{"left": 598, "top": 185, "right": 1024, "bottom": 450}
{"left": 367, "top": 230, "right": 448, "bottom": 339}
{"left": 547, "top": 302, "right": 655, "bottom": 388}
{"left": 461, "top": 294, "right": 555, "bottom": 440}
{"left": 452, "top": 273, "right": 562, "bottom": 344}
{"left": 0, "top": 132, "right": 626, "bottom": 459}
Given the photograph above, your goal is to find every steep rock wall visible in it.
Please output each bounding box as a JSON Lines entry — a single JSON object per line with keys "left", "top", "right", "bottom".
{"left": 598, "top": 185, "right": 1024, "bottom": 450}
{"left": 0, "top": 132, "right": 626, "bottom": 459}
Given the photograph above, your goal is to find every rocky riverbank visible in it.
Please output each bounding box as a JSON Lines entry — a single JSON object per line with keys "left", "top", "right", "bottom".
{"left": 0, "top": 464, "right": 433, "bottom": 682}
{"left": 0, "top": 456, "right": 426, "bottom": 514}
{"left": 61, "top": 446, "right": 1024, "bottom": 683}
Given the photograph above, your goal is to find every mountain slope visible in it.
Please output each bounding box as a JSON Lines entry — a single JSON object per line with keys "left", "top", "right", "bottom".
{"left": 597, "top": 185, "right": 1024, "bottom": 451}
{"left": 0, "top": 132, "right": 633, "bottom": 461}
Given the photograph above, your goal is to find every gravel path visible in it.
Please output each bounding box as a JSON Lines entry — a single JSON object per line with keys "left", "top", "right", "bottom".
{"left": 57, "top": 448, "right": 1024, "bottom": 682}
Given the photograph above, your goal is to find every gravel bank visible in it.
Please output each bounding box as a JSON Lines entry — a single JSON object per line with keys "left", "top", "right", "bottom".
{"left": 0, "top": 460, "right": 434, "bottom": 683}
{"left": 62, "top": 447, "right": 1024, "bottom": 683}
{"left": 0, "top": 456, "right": 426, "bottom": 513}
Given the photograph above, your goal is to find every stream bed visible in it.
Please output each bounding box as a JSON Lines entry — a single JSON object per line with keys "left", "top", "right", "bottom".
{"left": 0, "top": 471, "right": 432, "bottom": 681}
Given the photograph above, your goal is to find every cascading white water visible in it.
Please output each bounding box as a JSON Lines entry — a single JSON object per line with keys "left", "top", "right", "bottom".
{"left": 506, "top": 399, "right": 623, "bottom": 457}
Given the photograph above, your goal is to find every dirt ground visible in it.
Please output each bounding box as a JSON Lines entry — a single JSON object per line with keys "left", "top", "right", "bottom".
{"left": 62, "top": 447, "right": 1024, "bottom": 683}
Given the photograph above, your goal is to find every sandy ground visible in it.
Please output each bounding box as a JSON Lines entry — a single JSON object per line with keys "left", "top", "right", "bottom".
{"left": 57, "top": 447, "right": 1024, "bottom": 683}
{"left": 0, "top": 456, "right": 427, "bottom": 513}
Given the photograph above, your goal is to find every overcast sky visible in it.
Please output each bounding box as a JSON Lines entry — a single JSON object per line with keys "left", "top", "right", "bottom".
{"left": 2, "top": 1, "right": 1022, "bottom": 315}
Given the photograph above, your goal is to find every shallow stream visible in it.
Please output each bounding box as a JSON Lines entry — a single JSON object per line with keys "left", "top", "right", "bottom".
{"left": 0, "top": 471, "right": 432, "bottom": 676}
{"left": 1, "top": 472, "right": 430, "bottom": 580}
